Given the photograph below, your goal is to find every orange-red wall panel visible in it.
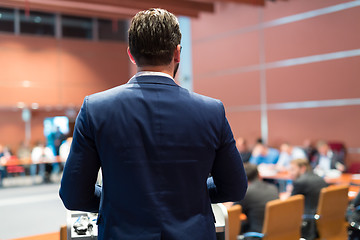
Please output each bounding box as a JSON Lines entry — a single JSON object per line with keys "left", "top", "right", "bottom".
{"left": 226, "top": 110, "right": 262, "bottom": 146}
{"left": 264, "top": 7, "right": 360, "bottom": 62}
{"left": 0, "top": 34, "right": 129, "bottom": 147}
{"left": 0, "top": 34, "right": 129, "bottom": 108}
{"left": 266, "top": 56, "right": 360, "bottom": 103}
{"left": 195, "top": 71, "right": 261, "bottom": 107}
{"left": 192, "top": 3, "right": 260, "bottom": 42}
{"left": 263, "top": 0, "right": 349, "bottom": 21}
{"left": 193, "top": 31, "right": 260, "bottom": 77}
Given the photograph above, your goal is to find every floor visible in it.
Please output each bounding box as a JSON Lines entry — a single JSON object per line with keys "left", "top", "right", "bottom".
{"left": 0, "top": 175, "right": 67, "bottom": 240}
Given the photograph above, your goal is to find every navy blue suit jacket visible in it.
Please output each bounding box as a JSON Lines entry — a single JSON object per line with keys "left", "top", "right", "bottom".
{"left": 59, "top": 73, "right": 247, "bottom": 240}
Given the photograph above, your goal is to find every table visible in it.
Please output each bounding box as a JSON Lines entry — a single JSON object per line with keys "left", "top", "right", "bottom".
{"left": 261, "top": 171, "right": 360, "bottom": 200}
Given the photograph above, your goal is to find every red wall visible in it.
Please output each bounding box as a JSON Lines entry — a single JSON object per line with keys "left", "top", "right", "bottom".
{"left": 192, "top": 0, "right": 360, "bottom": 166}
{"left": 0, "top": 34, "right": 130, "bottom": 149}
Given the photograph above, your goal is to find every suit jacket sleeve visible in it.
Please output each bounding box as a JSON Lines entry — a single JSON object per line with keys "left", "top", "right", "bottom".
{"left": 291, "top": 180, "right": 303, "bottom": 196}
{"left": 208, "top": 103, "right": 247, "bottom": 203}
{"left": 59, "top": 97, "right": 101, "bottom": 212}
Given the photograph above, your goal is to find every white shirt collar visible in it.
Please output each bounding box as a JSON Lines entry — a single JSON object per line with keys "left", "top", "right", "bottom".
{"left": 134, "top": 71, "right": 174, "bottom": 80}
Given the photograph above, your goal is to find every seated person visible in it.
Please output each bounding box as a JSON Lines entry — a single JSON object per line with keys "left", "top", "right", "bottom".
{"left": 249, "top": 143, "right": 279, "bottom": 165}
{"left": 303, "top": 139, "right": 318, "bottom": 162}
{"left": 233, "top": 163, "right": 279, "bottom": 234}
{"left": 0, "top": 144, "right": 6, "bottom": 186}
{"left": 348, "top": 191, "right": 360, "bottom": 240}
{"left": 236, "top": 137, "right": 251, "bottom": 163}
{"left": 312, "top": 140, "right": 345, "bottom": 176}
{"left": 287, "top": 158, "right": 328, "bottom": 240}
{"left": 31, "top": 141, "right": 55, "bottom": 183}
{"left": 276, "top": 143, "right": 307, "bottom": 171}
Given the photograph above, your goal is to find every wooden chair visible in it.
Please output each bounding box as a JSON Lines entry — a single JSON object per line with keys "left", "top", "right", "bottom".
{"left": 11, "top": 232, "right": 58, "bottom": 240}
{"left": 315, "top": 185, "right": 349, "bottom": 240}
{"left": 228, "top": 204, "right": 242, "bottom": 240}
{"left": 212, "top": 203, "right": 243, "bottom": 240}
{"left": 60, "top": 225, "right": 67, "bottom": 240}
{"left": 241, "top": 194, "right": 304, "bottom": 240}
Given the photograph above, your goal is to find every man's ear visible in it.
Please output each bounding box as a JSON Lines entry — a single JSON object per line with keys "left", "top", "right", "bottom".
{"left": 127, "top": 47, "right": 136, "bottom": 65}
{"left": 174, "top": 44, "right": 181, "bottom": 63}
{"left": 300, "top": 165, "right": 307, "bottom": 174}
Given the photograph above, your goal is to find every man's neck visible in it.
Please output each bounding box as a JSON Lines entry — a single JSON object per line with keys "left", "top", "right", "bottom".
{"left": 137, "top": 65, "right": 173, "bottom": 77}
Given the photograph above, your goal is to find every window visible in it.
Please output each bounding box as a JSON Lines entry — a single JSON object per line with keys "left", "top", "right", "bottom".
{"left": 0, "top": 8, "right": 15, "bottom": 33}
{"left": 98, "top": 19, "right": 127, "bottom": 42}
{"left": 20, "top": 10, "right": 55, "bottom": 36}
{"left": 62, "top": 15, "right": 92, "bottom": 40}
{"left": 0, "top": 6, "right": 128, "bottom": 42}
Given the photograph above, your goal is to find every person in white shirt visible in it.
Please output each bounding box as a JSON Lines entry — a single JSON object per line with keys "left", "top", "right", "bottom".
{"left": 31, "top": 141, "right": 55, "bottom": 183}
{"left": 312, "top": 140, "right": 345, "bottom": 176}
{"left": 276, "top": 143, "right": 307, "bottom": 171}
{"left": 59, "top": 137, "right": 72, "bottom": 162}
{"left": 312, "top": 141, "right": 346, "bottom": 176}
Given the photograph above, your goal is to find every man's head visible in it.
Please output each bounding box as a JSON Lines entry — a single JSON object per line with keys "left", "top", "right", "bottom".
{"left": 128, "top": 8, "right": 182, "bottom": 67}
{"left": 244, "top": 163, "right": 259, "bottom": 183}
{"left": 236, "top": 137, "right": 247, "bottom": 152}
{"left": 316, "top": 140, "right": 329, "bottom": 156}
{"left": 289, "top": 158, "right": 311, "bottom": 180}
{"left": 280, "top": 143, "right": 292, "bottom": 154}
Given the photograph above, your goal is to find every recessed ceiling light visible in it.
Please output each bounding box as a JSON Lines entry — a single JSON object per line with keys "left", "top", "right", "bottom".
{"left": 31, "top": 103, "right": 39, "bottom": 110}
{"left": 22, "top": 80, "right": 31, "bottom": 88}
{"left": 17, "top": 102, "right": 26, "bottom": 109}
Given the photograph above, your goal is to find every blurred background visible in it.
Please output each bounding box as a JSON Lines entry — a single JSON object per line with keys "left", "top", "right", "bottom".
{"left": 0, "top": 0, "right": 359, "bottom": 239}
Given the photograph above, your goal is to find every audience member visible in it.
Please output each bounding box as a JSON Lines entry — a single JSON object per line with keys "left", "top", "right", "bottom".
{"left": 0, "top": 144, "right": 5, "bottom": 186}
{"left": 348, "top": 191, "right": 360, "bottom": 240}
{"left": 288, "top": 158, "right": 328, "bottom": 240}
{"left": 59, "top": 137, "right": 72, "bottom": 171}
{"left": 236, "top": 137, "right": 251, "bottom": 163}
{"left": 303, "top": 139, "right": 317, "bottom": 162}
{"left": 52, "top": 126, "right": 66, "bottom": 156}
{"left": 16, "top": 141, "right": 32, "bottom": 175}
{"left": 0, "top": 146, "right": 15, "bottom": 183}
{"left": 276, "top": 143, "right": 307, "bottom": 171}
{"left": 234, "top": 163, "right": 278, "bottom": 234}
{"left": 31, "top": 141, "right": 55, "bottom": 183}
{"left": 17, "top": 141, "right": 31, "bottom": 163}
{"left": 249, "top": 143, "right": 279, "bottom": 165}
{"left": 312, "top": 140, "right": 345, "bottom": 176}
{"left": 59, "top": 137, "right": 72, "bottom": 162}
{"left": 0, "top": 144, "right": 3, "bottom": 158}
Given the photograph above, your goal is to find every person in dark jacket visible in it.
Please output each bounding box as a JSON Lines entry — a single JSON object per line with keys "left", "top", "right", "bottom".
{"left": 234, "top": 163, "right": 278, "bottom": 233}
{"left": 289, "top": 158, "right": 328, "bottom": 240}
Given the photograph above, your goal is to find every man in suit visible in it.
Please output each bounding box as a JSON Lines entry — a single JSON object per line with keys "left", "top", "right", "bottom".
{"left": 312, "top": 140, "right": 345, "bottom": 175}
{"left": 289, "top": 158, "right": 328, "bottom": 240}
{"left": 234, "top": 163, "right": 278, "bottom": 234}
{"left": 59, "top": 8, "right": 247, "bottom": 240}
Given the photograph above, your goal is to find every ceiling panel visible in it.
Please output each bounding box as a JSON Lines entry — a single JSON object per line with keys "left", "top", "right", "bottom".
{"left": 0, "top": 0, "right": 274, "bottom": 19}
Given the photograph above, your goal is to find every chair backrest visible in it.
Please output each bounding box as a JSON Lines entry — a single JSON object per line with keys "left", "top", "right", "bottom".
{"left": 316, "top": 185, "right": 349, "bottom": 239}
{"left": 212, "top": 203, "right": 228, "bottom": 240}
{"left": 60, "top": 225, "right": 67, "bottom": 240}
{"left": 227, "top": 204, "right": 242, "bottom": 240}
{"left": 262, "top": 194, "right": 304, "bottom": 240}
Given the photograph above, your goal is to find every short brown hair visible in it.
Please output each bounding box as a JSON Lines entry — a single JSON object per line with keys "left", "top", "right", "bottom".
{"left": 290, "top": 158, "right": 311, "bottom": 172}
{"left": 244, "top": 163, "right": 259, "bottom": 182}
{"left": 128, "top": 8, "right": 182, "bottom": 66}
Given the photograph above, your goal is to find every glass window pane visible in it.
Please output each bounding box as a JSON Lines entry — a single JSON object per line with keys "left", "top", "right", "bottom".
{"left": 0, "top": 8, "right": 15, "bottom": 33}
{"left": 20, "top": 10, "right": 55, "bottom": 36}
{"left": 98, "top": 19, "right": 127, "bottom": 42}
{"left": 62, "top": 15, "right": 92, "bottom": 40}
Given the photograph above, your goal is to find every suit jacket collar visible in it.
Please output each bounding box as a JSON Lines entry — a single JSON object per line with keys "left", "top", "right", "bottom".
{"left": 128, "top": 71, "right": 178, "bottom": 87}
